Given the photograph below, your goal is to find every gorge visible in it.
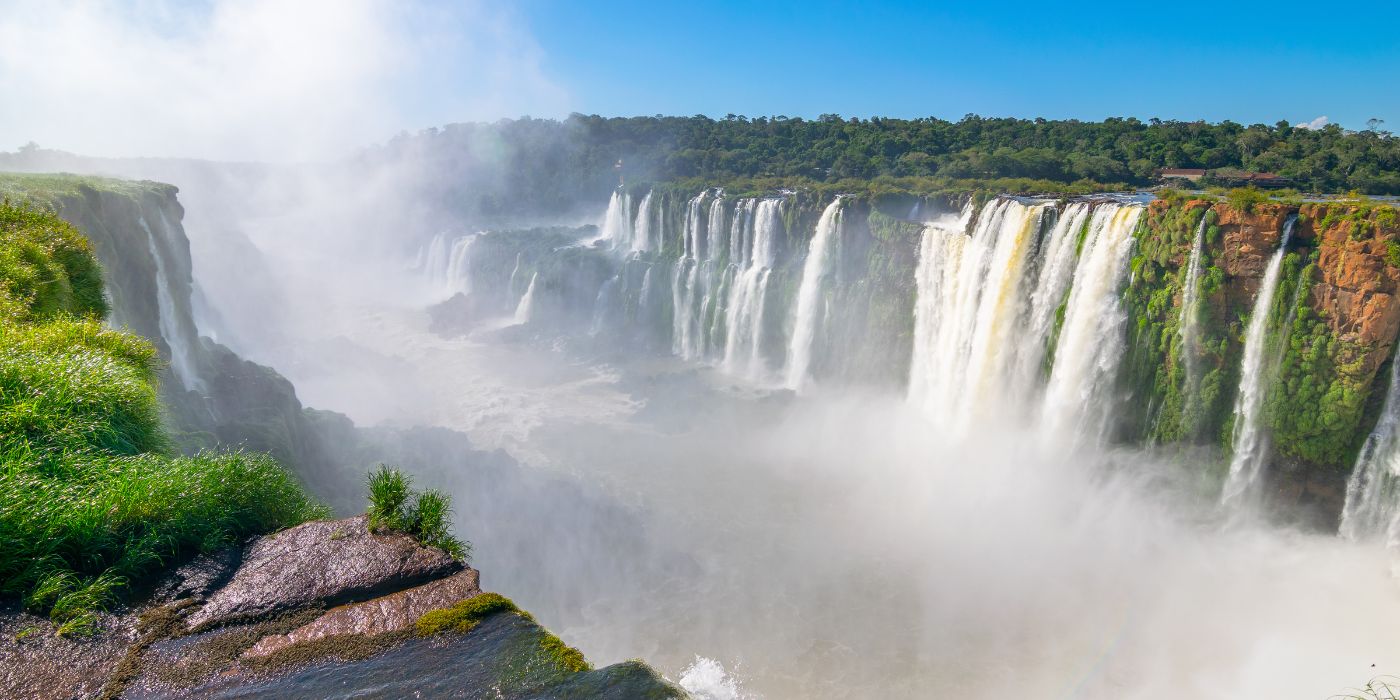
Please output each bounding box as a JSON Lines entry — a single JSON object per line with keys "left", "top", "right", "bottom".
{"left": 6, "top": 141, "right": 1400, "bottom": 698}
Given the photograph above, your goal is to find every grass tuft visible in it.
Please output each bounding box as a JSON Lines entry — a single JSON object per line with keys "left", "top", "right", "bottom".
{"left": 365, "top": 466, "right": 470, "bottom": 561}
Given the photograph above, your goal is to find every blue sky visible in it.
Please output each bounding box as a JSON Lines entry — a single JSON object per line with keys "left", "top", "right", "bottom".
{"left": 3, "top": 0, "right": 1397, "bottom": 160}
{"left": 518, "top": 0, "right": 1400, "bottom": 130}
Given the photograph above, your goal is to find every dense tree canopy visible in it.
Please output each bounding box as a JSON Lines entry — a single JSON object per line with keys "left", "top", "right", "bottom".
{"left": 380, "top": 114, "right": 1400, "bottom": 208}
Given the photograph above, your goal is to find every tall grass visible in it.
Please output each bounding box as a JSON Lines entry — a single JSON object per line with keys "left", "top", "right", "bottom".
{"left": 0, "top": 200, "right": 327, "bottom": 634}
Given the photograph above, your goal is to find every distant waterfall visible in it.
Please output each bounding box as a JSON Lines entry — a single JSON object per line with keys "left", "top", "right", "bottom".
{"left": 422, "top": 232, "right": 476, "bottom": 298}
{"left": 1220, "top": 215, "right": 1296, "bottom": 508}
{"left": 785, "top": 198, "right": 844, "bottom": 391}
{"left": 514, "top": 272, "right": 539, "bottom": 324}
{"left": 1178, "top": 215, "right": 1208, "bottom": 406}
{"left": 600, "top": 189, "right": 632, "bottom": 247}
{"left": 141, "top": 214, "right": 204, "bottom": 391}
{"left": 633, "top": 190, "right": 655, "bottom": 252}
{"left": 721, "top": 199, "right": 783, "bottom": 379}
{"left": 1040, "top": 203, "right": 1144, "bottom": 444}
{"left": 1342, "top": 358, "right": 1400, "bottom": 544}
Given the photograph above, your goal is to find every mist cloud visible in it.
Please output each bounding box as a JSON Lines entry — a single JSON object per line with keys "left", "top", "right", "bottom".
{"left": 0, "top": 0, "right": 569, "bottom": 161}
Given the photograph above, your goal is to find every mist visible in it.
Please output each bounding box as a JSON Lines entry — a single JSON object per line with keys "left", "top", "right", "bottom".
{"left": 4, "top": 4, "right": 1400, "bottom": 699}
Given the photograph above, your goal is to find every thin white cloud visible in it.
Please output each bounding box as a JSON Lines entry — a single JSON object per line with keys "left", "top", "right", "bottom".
{"left": 0, "top": 0, "right": 569, "bottom": 161}
{"left": 1295, "top": 115, "right": 1329, "bottom": 130}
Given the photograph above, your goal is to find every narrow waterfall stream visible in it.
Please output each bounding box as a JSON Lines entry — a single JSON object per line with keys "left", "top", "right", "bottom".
{"left": 1220, "top": 215, "right": 1296, "bottom": 509}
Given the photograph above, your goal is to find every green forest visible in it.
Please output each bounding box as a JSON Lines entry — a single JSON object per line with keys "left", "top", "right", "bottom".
{"left": 385, "top": 114, "right": 1400, "bottom": 205}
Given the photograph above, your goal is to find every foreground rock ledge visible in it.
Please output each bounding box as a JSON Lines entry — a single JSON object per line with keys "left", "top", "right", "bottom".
{"left": 184, "top": 515, "right": 462, "bottom": 631}
{"left": 1, "top": 516, "right": 685, "bottom": 699}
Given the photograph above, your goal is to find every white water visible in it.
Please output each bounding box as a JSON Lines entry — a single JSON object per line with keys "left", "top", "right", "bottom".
{"left": 1178, "top": 214, "right": 1208, "bottom": 390}
{"left": 141, "top": 214, "right": 204, "bottom": 391}
{"left": 1341, "top": 358, "right": 1400, "bottom": 545}
{"left": 1015, "top": 201, "right": 1091, "bottom": 385}
{"left": 600, "top": 189, "right": 632, "bottom": 247}
{"left": 1040, "top": 203, "right": 1144, "bottom": 444}
{"left": 785, "top": 198, "right": 843, "bottom": 391}
{"left": 1220, "top": 216, "right": 1296, "bottom": 509}
{"left": 721, "top": 199, "right": 783, "bottom": 380}
{"left": 514, "top": 271, "right": 538, "bottom": 324}
{"left": 633, "top": 190, "right": 655, "bottom": 252}
{"left": 907, "top": 199, "right": 1044, "bottom": 429}
{"left": 421, "top": 232, "right": 477, "bottom": 299}
{"left": 679, "top": 657, "right": 753, "bottom": 700}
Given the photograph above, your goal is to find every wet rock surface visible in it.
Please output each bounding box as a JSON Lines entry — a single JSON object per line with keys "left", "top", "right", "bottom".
{"left": 185, "top": 515, "right": 462, "bottom": 630}
{"left": 4, "top": 516, "right": 680, "bottom": 699}
{"left": 242, "top": 568, "right": 482, "bottom": 658}
{"left": 0, "top": 604, "right": 137, "bottom": 700}
{"left": 172, "top": 613, "right": 685, "bottom": 700}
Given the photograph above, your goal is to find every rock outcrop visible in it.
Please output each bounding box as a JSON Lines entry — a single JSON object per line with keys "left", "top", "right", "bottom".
{"left": 185, "top": 516, "right": 461, "bottom": 630}
{"left": 1, "top": 516, "right": 684, "bottom": 699}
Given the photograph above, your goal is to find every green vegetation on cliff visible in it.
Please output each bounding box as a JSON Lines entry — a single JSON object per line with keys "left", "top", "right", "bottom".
{"left": 0, "top": 201, "right": 326, "bottom": 635}
{"left": 1121, "top": 203, "right": 1237, "bottom": 446}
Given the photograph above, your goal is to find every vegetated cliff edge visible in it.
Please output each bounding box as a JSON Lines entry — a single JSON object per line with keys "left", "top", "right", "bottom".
{"left": 1122, "top": 193, "right": 1400, "bottom": 525}
{"left": 0, "top": 176, "right": 685, "bottom": 698}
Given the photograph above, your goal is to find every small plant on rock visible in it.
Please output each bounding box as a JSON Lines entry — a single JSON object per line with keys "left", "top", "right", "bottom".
{"left": 365, "top": 466, "right": 470, "bottom": 561}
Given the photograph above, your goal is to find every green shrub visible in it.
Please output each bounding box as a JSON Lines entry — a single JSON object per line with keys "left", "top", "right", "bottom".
{"left": 365, "top": 466, "right": 470, "bottom": 561}
{"left": 1226, "top": 187, "right": 1268, "bottom": 213}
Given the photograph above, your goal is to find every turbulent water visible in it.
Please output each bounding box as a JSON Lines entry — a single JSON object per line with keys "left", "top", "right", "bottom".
{"left": 170, "top": 180, "right": 1400, "bottom": 700}
{"left": 1220, "top": 215, "right": 1297, "bottom": 509}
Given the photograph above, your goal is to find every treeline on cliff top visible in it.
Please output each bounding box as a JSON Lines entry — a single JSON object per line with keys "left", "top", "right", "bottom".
{"left": 375, "top": 114, "right": 1400, "bottom": 206}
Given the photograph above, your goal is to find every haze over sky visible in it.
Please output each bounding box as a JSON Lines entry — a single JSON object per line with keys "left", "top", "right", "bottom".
{"left": 1, "top": 0, "right": 1396, "bottom": 160}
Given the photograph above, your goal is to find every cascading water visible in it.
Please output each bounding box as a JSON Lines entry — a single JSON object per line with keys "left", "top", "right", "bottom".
{"left": 514, "top": 272, "right": 539, "bottom": 324}
{"left": 785, "top": 198, "right": 844, "bottom": 391}
{"left": 1014, "top": 201, "right": 1090, "bottom": 385}
{"left": 721, "top": 198, "right": 783, "bottom": 379}
{"left": 600, "top": 189, "right": 632, "bottom": 247}
{"left": 633, "top": 190, "right": 655, "bottom": 253}
{"left": 1039, "top": 203, "right": 1145, "bottom": 444}
{"left": 907, "top": 199, "right": 1048, "bottom": 428}
{"left": 1219, "top": 215, "right": 1296, "bottom": 509}
{"left": 1177, "top": 214, "right": 1208, "bottom": 419}
{"left": 422, "top": 232, "right": 476, "bottom": 298}
{"left": 141, "top": 214, "right": 204, "bottom": 391}
{"left": 1341, "top": 358, "right": 1400, "bottom": 545}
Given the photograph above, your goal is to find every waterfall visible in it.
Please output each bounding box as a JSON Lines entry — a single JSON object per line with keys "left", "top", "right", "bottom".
{"left": 1040, "top": 203, "right": 1145, "bottom": 444}
{"left": 1176, "top": 214, "right": 1208, "bottom": 431}
{"left": 722, "top": 199, "right": 783, "bottom": 379}
{"left": 907, "top": 199, "right": 1054, "bottom": 429}
{"left": 673, "top": 193, "right": 713, "bottom": 359}
{"left": 444, "top": 235, "right": 475, "bottom": 296}
{"left": 600, "top": 189, "right": 632, "bottom": 247}
{"left": 514, "top": 272, "right": 539, "bottom": 324}
{"left": 1341, "top": 358, "right": 1400, "bottom": 544}
{"left": 1220, "top": 215, "right": 1297, "bottom": 508}
{"left": 141, "top": 214, "right": 204, "bottom": 391}
{"left": 633, "top": 190, "right": 655, "bottom": 252}
{"left": 1015, "top": 201, "right": 1090, "bottom": 384}
{"left": 785, "top": 197, "right": 844, "bottom": 391}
